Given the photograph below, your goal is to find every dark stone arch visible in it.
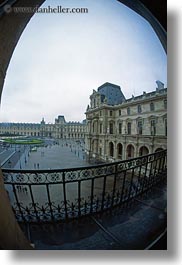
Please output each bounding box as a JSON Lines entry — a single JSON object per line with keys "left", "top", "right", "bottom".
{"left": 109, "top": 141, "right": 114, "bottom": 157}
{"left": 139, "top": 146, "right": 149, "bottom": 156}
{"left": 117, "top": 143, "right": 123, "bottom": 159}
{"left": 126, "top": 144, "right": 135, "bottom": 159}
{"left": 155, "top": 148, "right": 164, "bottom": 152}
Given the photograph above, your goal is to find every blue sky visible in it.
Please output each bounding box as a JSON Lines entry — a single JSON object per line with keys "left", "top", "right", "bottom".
{"left": 0, "top": 0, "right": 167, "bottom": 123}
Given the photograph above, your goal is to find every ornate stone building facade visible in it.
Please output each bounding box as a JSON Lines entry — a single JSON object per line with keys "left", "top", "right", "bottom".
{"left": 0, "top": 82, "right": 167, "bottom": 161}
{"left": 85, "top": 82, "right": 167, "bottom": 162}
{"left": 0, "top": 115, "right": 86, "bottom": 140}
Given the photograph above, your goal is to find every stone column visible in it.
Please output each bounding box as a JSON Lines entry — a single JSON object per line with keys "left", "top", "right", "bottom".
{"left": 0, "top": 170, "right": 32, "bottom": 249}
{"left": 0, "top": 0, "right": 46, "bottom": 249}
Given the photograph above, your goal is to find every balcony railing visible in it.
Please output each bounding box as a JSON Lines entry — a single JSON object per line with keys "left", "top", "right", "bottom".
{"left": 2, "top": 150, "right": 167, "bottom": 223}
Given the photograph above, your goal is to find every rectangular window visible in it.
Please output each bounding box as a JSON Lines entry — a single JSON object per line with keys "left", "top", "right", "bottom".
{"left": 165, "top": 119, "right": 167, "bottom": 136}
{"left": 164, "top": 100, "right": 167, "bottom": 109}
{"left": 109, "top": 123, "right": 113, "bottom": 134}
{"left": 150, "top": 102, "right": 155, "bottom": 111}
{"left": 110, "top": 110, "right": 113, "bottom": 116}
{"left": 92, "top": 123, "right": 95, "bottom": 133}
{"left": 138, "top": 105, "right": 142, "bottom": 113}
{"left": 127, "top": 122, "right": 131, "bottom": 135}
{"left": 151, "top": 120, "right": 156, "bottom": 135}
{"left": 99, "top": 148, "right": 102, "bottom": 155}
{"left": 100, "top": 123, "right": 102, "bottom": 134}
{"left": 119, "top": 109, "right": 121, "bottom": 116}
{"left": 119, "top": 123, "right": 122, "bottom": 134}
{"left": 138, "top": 121, "right": 143, "bottom": 135}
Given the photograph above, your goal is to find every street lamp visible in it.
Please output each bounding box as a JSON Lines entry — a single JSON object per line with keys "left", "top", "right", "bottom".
{"left": 19, "top": 150, "right": 22, "bottom": 169}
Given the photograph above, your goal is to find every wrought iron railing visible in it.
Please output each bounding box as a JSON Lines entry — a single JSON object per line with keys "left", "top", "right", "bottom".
{"left": 2, "top": 150, "right": 167, "bottom": 223}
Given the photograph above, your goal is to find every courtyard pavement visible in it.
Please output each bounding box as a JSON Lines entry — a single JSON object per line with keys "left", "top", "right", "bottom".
{"left": 2, "top": 139, "right": 95, "bottom": 212}
{"left": 20, "top": 139, "right": 90, "bottom": 170}
{"left": 1, "top": 139, "right": 90, "bottom": 170}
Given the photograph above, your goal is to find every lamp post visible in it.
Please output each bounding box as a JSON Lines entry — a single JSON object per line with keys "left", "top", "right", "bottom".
{"left": 25, "top": 154, "right": 27, "bottom": 164}
{"left": 19, "top": 150, "right": 22, "bottom": 169}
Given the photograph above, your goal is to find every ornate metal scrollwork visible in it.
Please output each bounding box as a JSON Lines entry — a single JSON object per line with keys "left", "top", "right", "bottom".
{"left": 2, "top": 150, "right": 167, "bottom": 223}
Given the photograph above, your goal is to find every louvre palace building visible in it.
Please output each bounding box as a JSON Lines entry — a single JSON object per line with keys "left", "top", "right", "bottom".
{"left": 85, "top": 82, "right": 167, "bottom": 162}
{"left": 0, "top": 81, "right": 167, "bottom": 162}
{"left": 0, "top": 115, "right": 86, "bottom": 140}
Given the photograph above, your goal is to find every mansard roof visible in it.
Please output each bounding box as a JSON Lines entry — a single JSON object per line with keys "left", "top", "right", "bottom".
{"left": 98, "top": 82, "right": 121, "bottom": 91}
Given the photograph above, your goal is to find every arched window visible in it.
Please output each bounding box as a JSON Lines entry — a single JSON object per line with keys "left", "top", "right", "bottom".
{"left": 117, "top": 143, "right": 123, "bottom": 159}
{"left": 109, "top": 142, "right": 114, "bottom": 157}
{"left": 139, "top": 146, "right": 149, "bottom": 156}
{"left": 126, "top": 144, "right": 135, "bottom": 159}
{"left": 155, "top": 148, "right": 164, "bottom": 152}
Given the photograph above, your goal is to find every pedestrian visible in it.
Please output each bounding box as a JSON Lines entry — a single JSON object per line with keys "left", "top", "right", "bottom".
{"left": 37, "top": 163, "right": 39, "bottom": 169}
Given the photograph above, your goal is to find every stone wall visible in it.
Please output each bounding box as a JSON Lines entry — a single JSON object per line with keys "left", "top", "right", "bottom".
{"left": 0, "top": 0, "right": 45, "bottom": 250}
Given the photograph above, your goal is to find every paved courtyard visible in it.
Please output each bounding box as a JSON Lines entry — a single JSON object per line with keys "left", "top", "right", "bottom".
{"left": 19, "top": 139, "right": 90, "bottom": 170}
{"left": 1, "top": 139, "right": 105, "bottom": 212}
{"left": 0, "top": 139, "right": 90, "bottom": 170}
